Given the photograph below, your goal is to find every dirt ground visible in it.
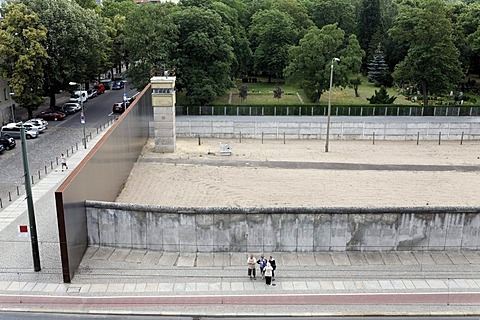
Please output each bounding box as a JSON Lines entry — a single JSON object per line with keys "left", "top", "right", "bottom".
{"left": 115, "top": 137, "right": 480, "bottom": 208}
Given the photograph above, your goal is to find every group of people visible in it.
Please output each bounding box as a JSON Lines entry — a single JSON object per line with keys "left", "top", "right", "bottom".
{"left": 246, "top": 254, "right": 276, "bottom": 285}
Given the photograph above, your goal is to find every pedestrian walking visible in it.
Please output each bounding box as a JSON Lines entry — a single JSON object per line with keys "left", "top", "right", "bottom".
{"left": 247, "top": 254, "right": 256, "bottom": 280}
{"left": 264, "top": 262, "right": 273, "bottom": 285}
{"left": 257, "top": 255, "right": 267, "bottom": 279}
{"left": 268, "top": 255, "right": 276, "bottom": 281}
{"left": 61, "top": 154, "right": 68, "bottom": 171}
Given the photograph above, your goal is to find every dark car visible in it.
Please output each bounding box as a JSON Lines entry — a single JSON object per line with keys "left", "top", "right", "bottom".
{"left": 0, "top": 134, "right": 16, "bottom": 150}
{"left": 0, "top": 144, "right": 4, "bottom": 154}
{"left": 111, "top": 80, "right": 124, "bottom": 90}
{"left": 53, "top": 105, "right": 75, "bottom": 115}
{"left": 112, "top": 102, "right": 126, "bottom": 113}
{"left": 37, "top": 111, "right": 66, "bottom": 121}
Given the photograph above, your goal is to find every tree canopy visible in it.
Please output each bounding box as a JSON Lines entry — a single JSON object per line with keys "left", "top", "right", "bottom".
{"left": 390, "top": 0, "right": 464, "bottom": 106}
{"left": 0, "top": 0, "right": 478, "bottom": 107}
{"left": 0, "top": 3, "right": 48, "bottom": 118}
{"left": 284, "top": 24, "right": 364, "bottom": 103}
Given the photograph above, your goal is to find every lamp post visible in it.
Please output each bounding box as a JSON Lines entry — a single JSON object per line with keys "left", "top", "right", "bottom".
{"left": 20, "top": 124, "right": 41, "bottom": 271}
{"left": 122, "top": 80, "right": 127, "bottom": 111}
{"left": 325, "top": 57, "right": 340, "bottom": 153}
{"left": 9, "top": 92, "right": 15, "bottom": 122}
{"left": 69, "top": 82, "right": 87, "bottom": 149}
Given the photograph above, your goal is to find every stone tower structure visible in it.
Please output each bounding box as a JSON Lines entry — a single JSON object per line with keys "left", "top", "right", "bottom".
{"left": 151, "top": 76, "right": 176, "bottom": 153}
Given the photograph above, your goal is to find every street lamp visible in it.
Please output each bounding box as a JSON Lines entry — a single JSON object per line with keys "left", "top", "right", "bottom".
{"left": 69, "top": 82, "right": 87, "bottom": 149}
{"left": 122, "top": 80, "right": 127, "bottom": 111}
{"left": 9, "top": 92, "right": 15, "bottom": 122}
{"left": 325, "top": 57, "right": 340, "bottom": 153}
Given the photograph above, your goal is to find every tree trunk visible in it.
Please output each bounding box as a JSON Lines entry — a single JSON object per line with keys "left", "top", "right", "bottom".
{"left": 49, "top": 92, "right": 56, "bottom": 109}
{"left": 354, "top": 86, "right": 359, "bottom": 97}
{"left": 422, "top": 81, "right": 428, "bottom": 107}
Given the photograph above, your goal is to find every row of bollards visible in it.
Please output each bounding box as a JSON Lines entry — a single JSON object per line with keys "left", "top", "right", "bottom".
{"left": 0, "top": 117, "right": 115, "bottom": 209}
{"left": 235, "top": 131, "right": 468, "bottom": 145}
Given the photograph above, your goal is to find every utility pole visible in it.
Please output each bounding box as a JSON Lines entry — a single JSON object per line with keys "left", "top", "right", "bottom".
{"left": 20, "top": 125, "right": 41, "bottom": 272}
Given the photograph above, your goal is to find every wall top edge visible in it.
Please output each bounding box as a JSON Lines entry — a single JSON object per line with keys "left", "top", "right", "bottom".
{"left": 85, "top": 201, "right": 480, "bottom": 214}
{"left": 151, "top": 76, "right": 176, "bottom": 83}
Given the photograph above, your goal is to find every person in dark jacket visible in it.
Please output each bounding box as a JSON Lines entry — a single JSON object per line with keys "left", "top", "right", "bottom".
{"left": 268, "top": 255, "right": 276, "bottom": 281}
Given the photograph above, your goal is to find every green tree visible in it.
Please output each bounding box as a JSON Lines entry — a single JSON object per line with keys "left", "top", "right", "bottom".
{"left": 249, "top": 9, "right": 298, "bottom": 82}
{"left": 367, "top": 86, "right": 396, "bottom": 104}
{"left": 101, "top": 0, "right": 137, "bottom": 78}
{"left": 273, "top": 85, "right": 283, "bottom": 101}
{"left": 349, "top": 76, "right": 362, "bottom": 97}
{"left": 310, "top": 0, "right": 356, "bottom": 36}
{"left": 172, "top": 7, "right": 234, "bottom": 105}
{"left": 356, "top": 0, "right": 381, "bottom": 52}
{"left": 367, "top": 44, "right": 390, "bottom": 85}
{"left": 0, "top": 3, "right": 49, "bottom": 118}
{"left": 19, "top": 0, "right": 108, "bottom": 107}
{"left": 239, "top": 85, "right": 248, "bottom": 102}
{"left": 211, "top": 1, "right": 252, "bottom": 78}
{"left": 389, "top": 0, "right": 464, "bottom": 107}
{"left": 124, "top": 3, "right": 178, "bottom": 89}
{"left": 284, "top": 24, "right": 364, "bottom": 103}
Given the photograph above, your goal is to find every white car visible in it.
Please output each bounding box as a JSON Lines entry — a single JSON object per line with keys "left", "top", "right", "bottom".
{"left": 28, "top": 118, "right": 48, "bottom": 127}
{"left": 64, "top": 102, "right": 81, "bottom": 112}
{"left": 25, "top": 119, "right": 48, "bottom": 131}
{"left": 69, "top": 90, "right": 88, "bottom": 103}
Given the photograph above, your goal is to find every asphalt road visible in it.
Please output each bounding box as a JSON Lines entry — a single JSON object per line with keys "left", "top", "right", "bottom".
{"left": 0, "top": 85, "right": 137, "bottom": 208}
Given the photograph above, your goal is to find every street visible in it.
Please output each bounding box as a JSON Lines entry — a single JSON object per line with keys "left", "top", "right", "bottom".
{"left": 0, "top": 85, "right": 137, "bottom": 208}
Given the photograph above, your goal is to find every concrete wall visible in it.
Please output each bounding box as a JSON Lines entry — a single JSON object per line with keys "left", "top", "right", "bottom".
{"left": 175, "top": 117, "right": 480, "bottom": 140}
{"left": 55, "top": 85, "right": 152, "bottom": 283}
{"left": 86, "top": 202, "right": 480, "bottom": 252}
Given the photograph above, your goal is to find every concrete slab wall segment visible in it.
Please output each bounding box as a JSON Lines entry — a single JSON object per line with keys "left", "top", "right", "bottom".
{"left": 175, "top": 118, "right": 480, "bottom": 140}
{"left": 86, "top": 202, "right": 480, "bottom": 252}
{"left": 55, "top": 85, "right": 152, "bottom": 283}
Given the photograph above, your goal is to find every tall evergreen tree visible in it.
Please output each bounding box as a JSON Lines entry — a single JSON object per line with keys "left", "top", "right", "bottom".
{"left": 367, "top": 44, "right": 389, "bottom": 84}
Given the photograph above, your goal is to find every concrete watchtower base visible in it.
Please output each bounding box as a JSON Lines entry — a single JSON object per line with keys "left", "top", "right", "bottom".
{"left": 151, "top": 76, "right": 176, "bottom": 153}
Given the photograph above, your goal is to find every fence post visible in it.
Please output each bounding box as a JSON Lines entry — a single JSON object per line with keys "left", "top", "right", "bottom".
{"left": 438, "top": 132, "right": 441, "bottom": 145}
{"left": 8, "top": 192, "right": 11, "bottom": 201}
{"left": 17, "top": 186, "right": 19, "bottom": 195}
{"left": 262, "top": 132, "right": 264, "bottom": 144}
{"left": 373, "top": 132, "right": 375, "bottom": 145}
{"left": 417, "top": 132, "right": 420, "bottom": 145}
{"left": 284, "top": 132, "right": 286, "bottom": 144}
{"left": 239, "top": 132, "right": 242, "bottom": 143}
{"left": 45, "top": 166, "right": 47, "bottom": 175}
{"left": 0, "top": 198, "right": 2, "bottom": 208}
{"left": 38, "top": 170, "right": 41, "bottom": 180}
{"left": 460, "top": 132, "right": 464, "bottom": 145}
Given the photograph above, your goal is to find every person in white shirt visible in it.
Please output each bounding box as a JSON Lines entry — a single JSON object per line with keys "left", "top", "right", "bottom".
{"left": 247, "top": 254, "right": 256, "bottom": 280}
{"left": 264, "top": 262, "right": 273, "bottom": 285}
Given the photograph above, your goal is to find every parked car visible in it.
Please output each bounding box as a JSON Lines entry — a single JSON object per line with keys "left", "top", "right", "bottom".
{"left": 25, "top": 119, "right": 48, "bottom": 130}
{"left": 1, "top": 125, "right": 38, "bottom": 139}
{"left": 53, "top": 105, "right": 75, "bottom": 115}
{"left": 112, "top": 102, "right": 126, "bottom": 113}
{"left": 0, "top": 135, "right": 15, "bottom": 150}
{"left": 0, "top": 134, "right": 17, "bottom": 150}
{"left": 69, "top": 90, "right": 88, "bottom": 103}
{"left": 21, "top": 123, "right": 45, "bottom": 134}
{"left": 87, "top": 89, "right": 98, "bottom": 99}
{"left": 0, "top": 144, "right": 4, "bottom": 154}
{"left": 94, "top": 83, "right": 105, "bottom": 94}
{"left": 37, "top": 110, "right": 66, "bottom": 121}
{"left": 63, "top": 102, "right": 81, "bottom": 113}
{"left": 3, "top": 122, "right": 44, "bottom": 134}
{"left": 28, "top": 118, "right": 48, "bottom": 128}
{"left": 111, "top": 80, "right": 124, "bottom": 90}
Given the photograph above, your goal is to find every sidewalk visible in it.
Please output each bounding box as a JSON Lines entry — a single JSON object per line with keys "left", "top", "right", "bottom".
{"left": 0, "top": 126, "right": 480, "bottom": 316}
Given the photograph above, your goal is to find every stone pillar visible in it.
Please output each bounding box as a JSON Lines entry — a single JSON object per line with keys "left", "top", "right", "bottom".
{"left": 151, "top": 76, "right": 176, "bottom": 153}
